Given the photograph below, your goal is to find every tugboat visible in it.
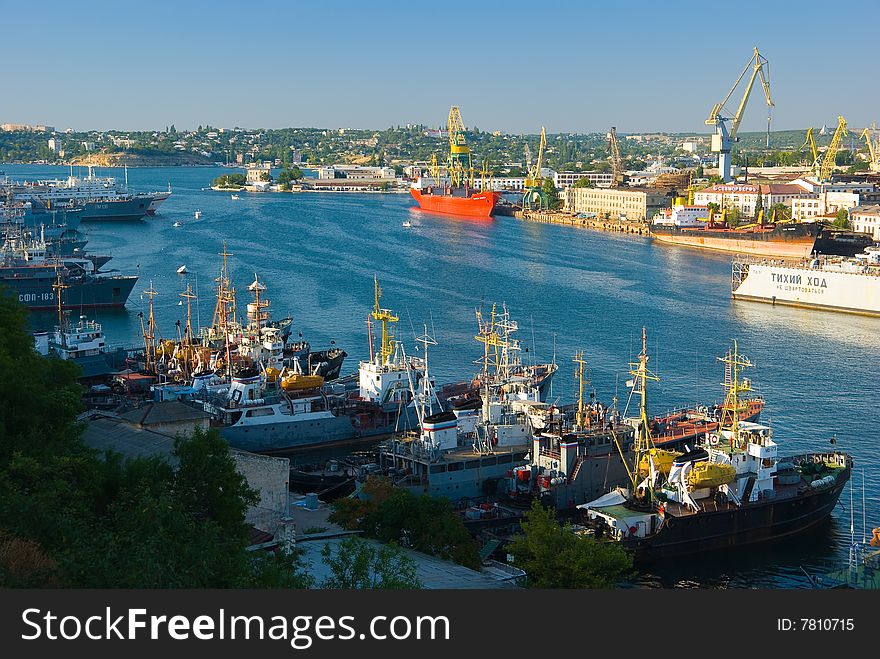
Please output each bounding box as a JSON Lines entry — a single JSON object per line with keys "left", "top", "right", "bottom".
{"left": 507, "top": 350, "right": 636, "bottom": 510}
{"left": 581, "top": 330, "right": 852, "bottom": 561}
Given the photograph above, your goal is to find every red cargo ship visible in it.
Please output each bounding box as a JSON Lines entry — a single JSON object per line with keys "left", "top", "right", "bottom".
{"left": 410, "top": 186, "right": 499, "bottom": 218}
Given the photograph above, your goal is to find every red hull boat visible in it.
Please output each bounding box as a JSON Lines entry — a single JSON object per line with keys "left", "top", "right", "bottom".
{"left": 410, "top": 186, "right": 499, "bottom": 218}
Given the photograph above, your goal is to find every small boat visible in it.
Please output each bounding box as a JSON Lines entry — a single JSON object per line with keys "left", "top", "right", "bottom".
{"left": 172, "top": 221, "right": 183, "bottom": 227}
{"left": 231, "top": 194, "right": 240, "bottom": 200}
{"left": 177, "top": 265, "right": 188, "bottom": 274}
{"left": 402, "top": 221, "right": 412, "bottom": 228}
{"left": 194, "top": 210, "right": 202, "bottom": 219}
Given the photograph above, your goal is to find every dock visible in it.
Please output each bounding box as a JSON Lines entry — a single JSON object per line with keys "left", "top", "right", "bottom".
{"left": 514, "top": 209, "right": 650, "bottom": 236}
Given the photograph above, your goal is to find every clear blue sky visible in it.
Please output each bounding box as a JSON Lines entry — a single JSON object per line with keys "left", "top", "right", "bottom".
{"left": 2, "top": 0, "right": 876, "bottom": 134}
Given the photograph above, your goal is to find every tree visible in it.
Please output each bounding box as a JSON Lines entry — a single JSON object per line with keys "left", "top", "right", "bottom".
{"left": 572, "top": 176, "right": 592, "bottom": 189}
{"left": 542, "top": 177, "right": 561, "bottom": 210}
{"left": 277, "top": 166, "right": 304, "bottom": 189}
{"left": 769, "top": 202, "right": 792, "bottom": 223}
{"left": 330, "top": 478, "right": 480, "bottom": 569}
{"left": 320, "top": 537, "right": 422, "bottom": 589}
{"left": 725, "top": 207, "right": 741, "bottom": 227}
{"left": 754, "top": 192, "right": 763, "bottom": 219}
{"left": 695, "top": 165, "right": 704, "bottom": 178}
{"left": 833, "top": 208, "right": 851, "bottom": 228}
{"left": 507, "top": 501, "right": 633, "bottom": 589}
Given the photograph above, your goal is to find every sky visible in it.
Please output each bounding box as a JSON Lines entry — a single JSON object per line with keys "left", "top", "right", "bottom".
{"left": 1, "top": 0, "right": 877, "bottom": 134}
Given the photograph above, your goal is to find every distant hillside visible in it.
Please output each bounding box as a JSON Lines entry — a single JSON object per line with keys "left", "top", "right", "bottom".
{"left": 69, "top": 149, "right": 215, "bottom": 167}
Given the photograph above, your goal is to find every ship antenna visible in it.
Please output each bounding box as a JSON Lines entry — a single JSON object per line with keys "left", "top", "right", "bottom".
{"left": 573, "top": 350, "right": 590, "bottom": 430}
{"left": 863, "top": 468, "right": 867, "bottom": 545}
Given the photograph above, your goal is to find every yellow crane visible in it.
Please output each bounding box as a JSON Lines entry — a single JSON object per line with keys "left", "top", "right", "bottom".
{"left": 819, "top": 116, "right": 847, "bottom": 182}
{"left": 705, "top": 47, "right": 773, "bottom": 183}
{"left": 446, "top": 106, "right": 473, "bottom": 188}
{"left": 801, "top": 127, "right": 819, "bottom": 171}
{"left": 861, "top": 124, "right": 880, "bottom": 173}
{"left": 522, "top": 126, "right": 547, "bottom": 210}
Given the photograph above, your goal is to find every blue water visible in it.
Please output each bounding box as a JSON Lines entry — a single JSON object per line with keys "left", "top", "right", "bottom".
{"left": 8, "top": 164, "right": 880, "bottom": 588}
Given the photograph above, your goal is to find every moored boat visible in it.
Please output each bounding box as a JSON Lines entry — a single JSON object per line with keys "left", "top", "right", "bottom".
{"left": 580, "top": 332, "right": 852, "bottom": 561}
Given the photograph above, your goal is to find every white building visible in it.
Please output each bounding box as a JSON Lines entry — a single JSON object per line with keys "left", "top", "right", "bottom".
{"left": 693, "top": 183, "right": 809, "bottom": 218}
{"left": 791, "top": 191, "right": 862, "bottom": 220}
{"left": 851, "top": 205, "right": 880, "bottom": 240}
{"left": 553, "top": 171, "right": 614, "bottom": 189}
{"left": 47, "top": 138, "right": 58, "bottom": 152}
{"left": 317, "top": 165, "right": 395, "bottom": 180}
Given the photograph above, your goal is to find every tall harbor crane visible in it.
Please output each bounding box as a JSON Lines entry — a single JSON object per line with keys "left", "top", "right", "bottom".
{"left": 861, "top": 124, "right": 880, "bottom": 172}
{"left": 705, "top": 47, "right": 773, "bottom": 183}
{"left": 607, "top": 126, "right": 624, "bottom": 187}
{"left": 818, "top": 116, "right": 847, "bottom": 182}
{"left": 446, "top": 106, "right": 473, "bottom": 188}
{"left": 523, "top": 126, "right": 547, "bottom": 210}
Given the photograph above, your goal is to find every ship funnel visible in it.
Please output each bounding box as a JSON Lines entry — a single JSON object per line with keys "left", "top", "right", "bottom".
{"left": 422, "top": 411, "right": 457, "bottom": 450}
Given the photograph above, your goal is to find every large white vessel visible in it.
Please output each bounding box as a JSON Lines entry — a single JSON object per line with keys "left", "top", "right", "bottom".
{"left": 731, "top": 247, "right": 880, "bottom": 316}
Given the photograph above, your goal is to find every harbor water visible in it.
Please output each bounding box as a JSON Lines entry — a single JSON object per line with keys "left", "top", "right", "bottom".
{"left": 9, "top": 164, "right": 880, "bottom": 588}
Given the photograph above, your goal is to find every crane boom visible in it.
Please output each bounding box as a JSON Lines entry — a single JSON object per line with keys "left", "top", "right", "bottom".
{"left": 818, "top": 116, "right": 847, "bottom": 183}
{"left": 801, "top": 127, "right": 819, "bottom": 174}
{"left": 861, "top": 124, "right": 880, "bottom": 172}
{"left": 607, "top": 126, "right": 624, "bottom": 187}
{"left": 705, "top": 47, "right": 773, "bottom": 182}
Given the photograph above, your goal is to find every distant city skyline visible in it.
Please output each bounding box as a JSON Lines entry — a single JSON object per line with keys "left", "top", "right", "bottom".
{"left": 2, "top": 0, "right": 876, "bottom": 134}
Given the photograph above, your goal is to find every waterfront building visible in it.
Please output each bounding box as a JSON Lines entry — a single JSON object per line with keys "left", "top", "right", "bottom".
{"left": 564, "top": 186, "right": 670, "bottom": 221}
{"left": 247, "top": 163, "right": 272, "bottom": 190}
{"left": 791, "top": 191, "right": 862, "bottom": 221}
{"left": 693, "top": 183, "right": 807, "bottom": 217}
{"left": 316, "top": 165, "right": 395, "bottom": 181}
{"left": 851, "top": 205, "right": 880, "bottom": 240}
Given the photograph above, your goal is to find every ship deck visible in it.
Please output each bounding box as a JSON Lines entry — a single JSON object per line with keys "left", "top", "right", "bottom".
{"left": 664, "top": 482, "right": 801, "bottom": 517}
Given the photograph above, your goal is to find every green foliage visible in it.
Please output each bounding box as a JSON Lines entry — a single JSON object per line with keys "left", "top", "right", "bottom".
{"left": 0, "top": 292, "right": 311, "bottom": 587}
{"left": 507, "top": 501, "right": 633, "bottom": 589}
{"left": 572, "top": 176, "right": 592, "bottom": 189}
{"left": 695, "top": 165, "right": 704, "bottom": 178}
{"left": 833, "top": 208, "right": 851, "bottom": 228}
{"left": 769, "top": 202, "right": 792, "bottom": 223}
{"left": 212, "top": 173, "right": 246, "bottom": 188}
{"left": 847, "top": 162, "right": 870, "bottom": 174}
{"left": 320, "top": 537, "right": 422, "bottom": 589}
{"left": 706, "top": 202, "right": 720, "bottom": 214}
{"left": 330, "top": 477, "right": 480, "bottom": 569}
{"left": 725, "top": 207, "right": 741, "bottom": 227}
{"left": 542, "top": 177, "right": 562, "bottom": 210}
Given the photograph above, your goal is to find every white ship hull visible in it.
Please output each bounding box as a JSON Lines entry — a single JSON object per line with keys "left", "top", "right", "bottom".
{"left": 731, "top": 260, "right": 880, "bottom": 316}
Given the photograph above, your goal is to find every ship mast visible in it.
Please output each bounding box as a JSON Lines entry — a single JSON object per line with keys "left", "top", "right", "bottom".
{"left": 718, "top": 339, "right": 753, "bottom": 449}
{"left": 630, "top": 326, "right": 660, "bottom": 458}
{"left": 247, "top": 273, "right": 269, "bottom": 333}
{"left": 573, "top": 350, "right": 590, "bottom": 430}
{"left": 414, "top": 324, "right": 438, "bottom": 423}
{"left": 474, "top": 303, "right": 501, "bottom": 383}
{"left": 142, "top": 281, "right": 159, "bottom": 373}
{"left": 371, "top": 275, "right": 398, "bottom": 365}
{"left": 179, "top": 283, "right": 197, "bottom": 377}
{"left": 52, "top": 271, "right": 68, "bottom": 333}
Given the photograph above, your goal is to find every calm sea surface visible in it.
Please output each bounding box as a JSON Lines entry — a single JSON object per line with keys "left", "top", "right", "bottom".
{"left": 8, "top": 164, "right": 880, "bottom": 588}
